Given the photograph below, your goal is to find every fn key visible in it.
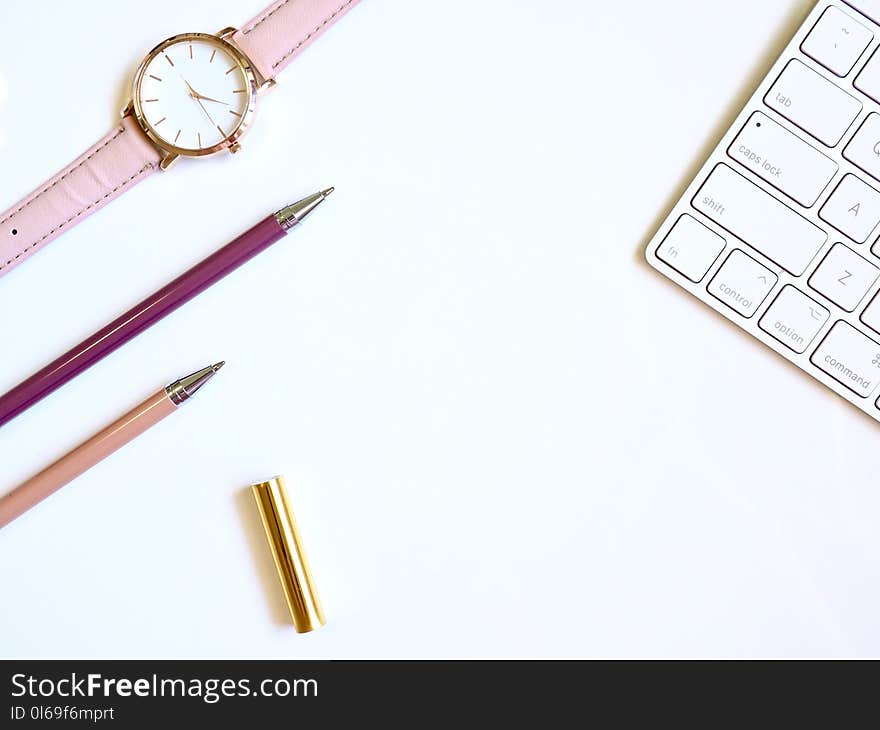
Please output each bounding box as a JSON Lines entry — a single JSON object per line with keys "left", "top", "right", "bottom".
{"left": 656, "top": 215, "right": 725, "bottom": 282}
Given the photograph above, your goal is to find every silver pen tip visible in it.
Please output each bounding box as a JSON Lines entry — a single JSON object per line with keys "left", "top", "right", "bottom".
{"left": 166, "top": 363, "right": 224, "bottom": 406}
{"left": 275, "top": 189, "right": 334, "bottom": 230}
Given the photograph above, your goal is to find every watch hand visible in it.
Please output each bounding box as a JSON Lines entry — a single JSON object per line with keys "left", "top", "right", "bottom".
{"left": 194, "top": 92, "right": 229, "bottom": 106}
{"left": 182, "top": 78, "right": 199, "bottom": 97}
{"left": 182, "top": 78, "right": 228, "bottom": 106}
{"left": 195, "top": 96, "right": 219, "bottom": 128}
{"left": 180, "top": 76, "right": 221, "bottom": 129}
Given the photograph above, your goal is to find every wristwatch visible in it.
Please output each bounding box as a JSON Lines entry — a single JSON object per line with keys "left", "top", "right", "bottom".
{"left": 0, "top": 0, "right": 359, "bottom": 279}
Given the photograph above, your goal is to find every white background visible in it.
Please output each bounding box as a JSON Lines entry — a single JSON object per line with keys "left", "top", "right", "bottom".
{"left": 1, "top": 0, "right": 878, "bottom": 658}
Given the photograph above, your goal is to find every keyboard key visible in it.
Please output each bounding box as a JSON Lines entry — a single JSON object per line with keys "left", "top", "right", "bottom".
{"left": 854, "top": 47, "right": 880, "bottom": 105}
{"left": 842, "top": 113, "right": 880, "bottom": 183}
{"left": 809, "top": 242, "right": 879, "bottom": 311}
{"left": 765, "top": 59, "right": 862, "bottom": 146}
{"left": 708, "top": 249, "right": 777, "bottom": 318}
{"left": 811, "top": 320, "right": 880, "bottom": 397}
{"left": 802, "top": 6, "right": 873, "bottom": 77}
{"left": 759, "top": 285, "right": 830, "bottom": 353}
{"left": 860, "top": 289, "right": 880, "bottom": 334}
{"left": 728, "top": 112, "right": 838, "bottom": 206}
{"left": 656, "top": 214, "right": 725, "bottom": 282}
{"left": 818, "top": 173, "right": 880, "bottom": 242}
{"left": 693, "top": 164, "right": 826, "bottom": 275}
{"left": 845, "top": 0, "right": 880, "bottom": 24}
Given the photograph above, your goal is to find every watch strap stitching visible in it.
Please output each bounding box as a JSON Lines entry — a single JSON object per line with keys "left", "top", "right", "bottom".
{"left": 270, "top": 0, "right": 355, "bottom": 69}
{"left": 0, "top": 126, "right": 126, "bottom": 228}
{"left": 1, "top": 162, "right": 154, "bottom": 273}
{"left": 242, "top": 0, "right": 292, "bottom": 35}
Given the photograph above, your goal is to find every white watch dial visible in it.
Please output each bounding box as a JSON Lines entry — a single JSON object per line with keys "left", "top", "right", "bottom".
{"left": 136, "top": 37, "right": 251, "bottom": 153}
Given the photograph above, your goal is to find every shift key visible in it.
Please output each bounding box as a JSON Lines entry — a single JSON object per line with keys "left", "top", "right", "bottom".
{"left": 692, "top": 164, "right": 827, "bottom": 275}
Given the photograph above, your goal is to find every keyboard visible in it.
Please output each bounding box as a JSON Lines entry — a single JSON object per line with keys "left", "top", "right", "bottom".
{"left": 646, "top": 0, "right": 880, "bottom": 422}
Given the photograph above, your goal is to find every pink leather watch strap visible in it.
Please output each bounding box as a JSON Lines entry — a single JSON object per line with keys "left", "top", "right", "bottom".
{"left": 0, "top": 2, "right": 358, "bottom": 279}
{"left": 0, "top": 114, "right": 160, "bottom": 278}
{"left": 232, "top": 0, "right": 360, "bottom": 83}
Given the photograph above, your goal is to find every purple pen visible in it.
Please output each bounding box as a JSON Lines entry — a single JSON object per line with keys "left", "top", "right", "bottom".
{"left": 0, "top": 188, "right": 333, "bottom": 428}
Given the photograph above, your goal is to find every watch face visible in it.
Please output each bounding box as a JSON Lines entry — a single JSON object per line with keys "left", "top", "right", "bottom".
{"left": 133, "top": 34, "right": 256, "bottom": 156}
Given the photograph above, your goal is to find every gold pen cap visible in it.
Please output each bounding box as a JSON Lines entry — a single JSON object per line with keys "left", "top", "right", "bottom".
{"left": 251, "top": 476, "right": 326, "bottom": 633}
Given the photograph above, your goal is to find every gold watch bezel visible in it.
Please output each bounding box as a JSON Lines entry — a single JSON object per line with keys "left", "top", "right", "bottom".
{"left": 130, "top": 31, "right": 258, "bottom": 165}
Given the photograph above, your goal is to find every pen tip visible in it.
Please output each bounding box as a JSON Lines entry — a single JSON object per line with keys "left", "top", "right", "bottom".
{"left": 213, "top": 361, "right": 225, "bottom": 372}
{"left": 275, "top": 189, "right": 333, "bottom": 229}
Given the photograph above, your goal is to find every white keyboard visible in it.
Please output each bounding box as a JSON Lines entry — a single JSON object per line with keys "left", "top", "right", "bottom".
{"left": 646, "top": 0, "right": 880, "bottom": 422}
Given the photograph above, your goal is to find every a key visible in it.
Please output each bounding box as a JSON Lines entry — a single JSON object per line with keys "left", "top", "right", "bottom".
{"left": 802, "top": 6, "right": 872, "bottom": 77}
{"left": 765, "top": 59, "right": 862, "bottom": 146}
{"left": 707, "top": 249, "right": 777, "bottom": 318}
{"left": 845, "top": 0, "right": 880, "bottom": 24}
{"left": 759, "top": 285, "right": 829, "bottom": 353}
{"left": 859, "top": 288, "right": 880, "bottom": 334}
{"left": 819, "top": 173, "right": 880, "bottom": 243}
{"left": 811, "top": 320, "right": 880, "bottom": 397}
{"left": 693, "top": 164, "right": 826, "bottom": 275}
{"left": 842, "top": 113, "right": 880, "bottom": 183}
{"left": 809, "top": 242, "right": 879, "bottom": 311}
{"left": 853, "top": 47, "right": 880, "bottom": 105}
{"left": 728, "top": 112, "right": 838, "bottom": 206}
{"left": 764, "top": 60, "right": 862, "bottom": 147}
{"left": 655, "top": 214, "right": 725, "bottom": 283}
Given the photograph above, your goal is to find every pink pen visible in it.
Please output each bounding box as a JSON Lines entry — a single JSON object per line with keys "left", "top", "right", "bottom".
{"left": 0, "top": 363, "right": 224, "bottom": 529}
